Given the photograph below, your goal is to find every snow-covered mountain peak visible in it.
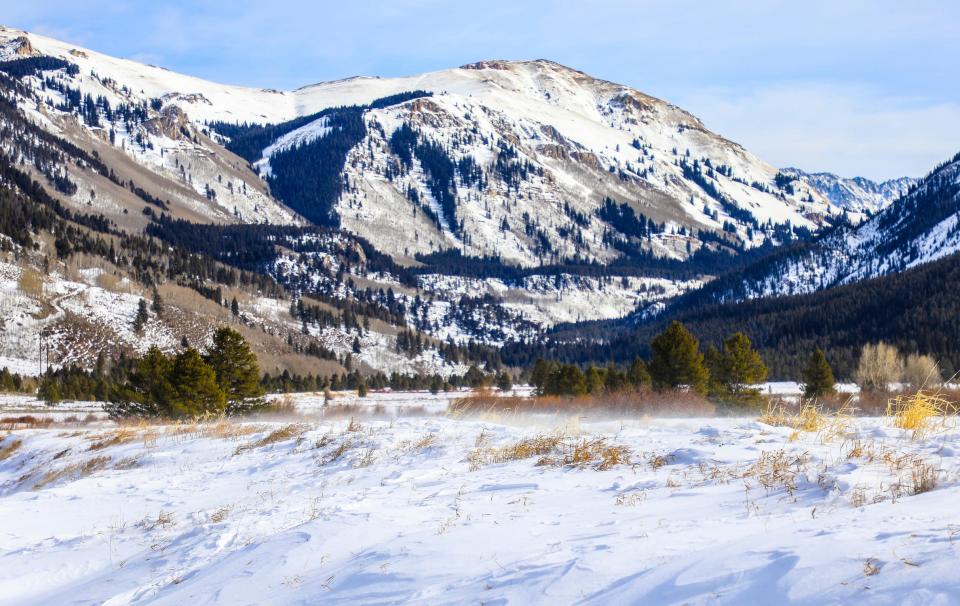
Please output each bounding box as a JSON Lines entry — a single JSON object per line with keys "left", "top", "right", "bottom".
{"left": 0, "top": 26, "right": 855, "bottom": 269}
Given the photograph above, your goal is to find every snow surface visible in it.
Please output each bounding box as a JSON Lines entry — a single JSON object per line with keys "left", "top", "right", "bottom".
{"left": 1, "top": 403, "right": 959, "bottom": 605}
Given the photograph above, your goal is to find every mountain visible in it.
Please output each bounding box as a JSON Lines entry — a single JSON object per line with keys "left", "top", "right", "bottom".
{"left": 781, "top": 168, "right": 916, "bottom": 217}
{"left": 678, "top": 151, "right": 960, "bottom": 304}
{"left": 0, "top": 26, "right": 851, "bottom": 265}
{"left": 0, "top": 25, "right": 926, "bottom": 378}
{"left": 508, "top": 247, "right": 960, "bottom": 380}
{"left": 510, "top": 151, "right": 960, "bottom": 378}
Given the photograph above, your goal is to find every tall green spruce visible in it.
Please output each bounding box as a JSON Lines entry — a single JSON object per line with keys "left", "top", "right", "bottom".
{"left": 706, "top": 332, "right": 768, "bottom": 403}
{"left": 168, "top": 348, "right": 226, "bottom": 417}
{"left": 649, "top": 321, "right": 709, "bottom": 394}
{"left": 802, "top": 347, "right": 836, "bottom": 399}
{"left": 205, "top": 327, "right": 265, "bottom": 413}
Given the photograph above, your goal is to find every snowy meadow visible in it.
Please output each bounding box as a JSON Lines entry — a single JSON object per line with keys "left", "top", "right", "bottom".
{"left": 0, "top": 395, "right": 958, "bottom": 605}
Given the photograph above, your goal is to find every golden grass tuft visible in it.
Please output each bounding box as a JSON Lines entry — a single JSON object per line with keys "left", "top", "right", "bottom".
{"left": 35, "top": 455, "right": 111, "bottom": 489}
{"left": 235, "top": 423, "right": 309, "bottom": 454}
{"left": 468, "top": 434, "right": 562, "bottom": 470}
{"left": 760, "top": 400, "right": 859, "bottom": 444}
{"left": 909, "top": 459, "right": 939, "bottom": 495}
{"left": 207, "top": 419, "right": 263, "bottom": 440}
{"left": 469, "top": 433, "right": 631, "bottom": 471}
{"left": 88, "top": 428, "right": 139, "bottom": 451}
{"left": 886, "top": 390, "right": 957, "bottom": 439}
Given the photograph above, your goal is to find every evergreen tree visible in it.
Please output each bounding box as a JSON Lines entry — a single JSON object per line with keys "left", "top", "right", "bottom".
{"left": 151, "top": 289, "right": 164, "bottom": 317}
{"left": 37, "top": 375, "right": 61, "bottom": 403}
{"left": 649, "top": 321, "right": 709, "bottom": 394}
{"left": 168, "top": 348, "right": 226, "bottom": 418}
{"left": 496, "top": 371, "right": 513, "bottom": 392}
{"left": 545, "top": 364, "right": 586, "bottom": 396}
{"left": 357, "top": 380, "right": 368, "bottom": 397}
{"left": 115, "top": 346, "right": 173, "bottom": 417}
{"left": 133, "top": 298, "right": 149, "bottom": 333}
{"left": 205, "top": 327, "right": 264, "bottom": 414}
{"left": 720, "top": 332, "right": 768, "bottom": 395}
{"left": 584, "top": 366, "right": 605, "bottom": 394}
{"left": 627, "top": 357, "right": 651, "bottom": 388}
{"left": 603, "top": 364, "right": 628, "bottom": 392}
{"left": 802, "top": 347, "right": 836, "bottom": 399}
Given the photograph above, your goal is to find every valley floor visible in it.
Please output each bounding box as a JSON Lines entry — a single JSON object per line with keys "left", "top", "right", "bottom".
{"left": 0, "top": 399, "right": 958, "bottom": 605}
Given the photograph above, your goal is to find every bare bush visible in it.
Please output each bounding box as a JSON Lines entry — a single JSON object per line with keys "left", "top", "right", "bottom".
{"left": 855, "top": 342, "right": 902, "bottom": 392}
{"left": 17, "top": 267, "right": 44, "bottom": 298}
{"left": 901, "top": 354, "right": 941, "bottom": 390}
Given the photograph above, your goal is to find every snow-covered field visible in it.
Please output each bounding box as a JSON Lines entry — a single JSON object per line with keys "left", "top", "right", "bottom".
{"left": 1, "top": 398, "right": 958, "bottom": 605}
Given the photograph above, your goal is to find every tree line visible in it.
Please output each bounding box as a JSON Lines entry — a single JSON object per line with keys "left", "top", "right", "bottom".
{"left": 39, "top": 328, "right": 265, "bottom": 419}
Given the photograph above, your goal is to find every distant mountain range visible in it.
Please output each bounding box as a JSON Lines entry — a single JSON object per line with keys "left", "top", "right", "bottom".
{"left": 782, "top": 168, "right": 916, "bottom": 216}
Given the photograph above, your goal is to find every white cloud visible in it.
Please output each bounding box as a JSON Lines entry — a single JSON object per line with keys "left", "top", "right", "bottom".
{"left": 673, "top": 83, "right": 960, "bottom": 181}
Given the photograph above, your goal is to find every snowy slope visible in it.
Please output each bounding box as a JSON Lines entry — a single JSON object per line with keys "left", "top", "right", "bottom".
{"left": 1, "top": 411, "right": 958, "bottom": 604}
{"left": 1, "top": 26, "right": 848, "bottom": 269}
{"left": 782, "top": 167, "right": 915, "bottom": 217}
{"left": 695, "top": 152, "right": 960, "bottom": 303}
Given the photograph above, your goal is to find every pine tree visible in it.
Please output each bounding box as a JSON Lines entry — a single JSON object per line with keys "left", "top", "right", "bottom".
{"left": 802, "top": 347, "right": 836, "bottom": 399}
{"left": 128, "top": 346, "right": 173, "bottom": 416}
{"left": 720, "top": 332, "right": 768, "bottom": 395}
{"left": 151, "top": 289, "right": 164, "bottom": 317}
{"left": 584, "top": 366, "right": 605, "bottom": 394}
{"left": 205, "top": 327, "right": 264, "bottom": 414}
{"left": 133, "top": 298, "right": 150, "bottom": 333}
{"left": 649, "top": 321, "right": 709, "bottom": 394}
{"left": 496, "top": 371, "right": 513, "bottom": 392}
{"left": 627, "top": 357, "right": 651, "bottom": 388}
{"left": 168, "top": 348, "right": 226, "bottom": 418}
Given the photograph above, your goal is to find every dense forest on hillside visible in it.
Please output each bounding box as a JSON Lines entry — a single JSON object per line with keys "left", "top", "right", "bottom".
{"left": 503, "top": 251, "right": 960, "bottom": 379}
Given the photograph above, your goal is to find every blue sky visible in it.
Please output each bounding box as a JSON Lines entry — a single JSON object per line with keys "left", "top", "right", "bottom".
{"left": 5, "top": 0, "right": 959, "bottom": 180}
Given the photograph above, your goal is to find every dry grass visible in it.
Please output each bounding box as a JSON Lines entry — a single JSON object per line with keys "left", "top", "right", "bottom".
{"left": 319, "top": 438, "right": 354, "bottom": 465}
{"left": 451, "top": 389, "right": 715, "bottom": 417}
{"left": 760, "top": 400, "right": 859, "bottom": 444}
{"left": 140, "top": 510, "right": 176, "bottom": 531}
{"left": 469, "top": 434, "right": 562, "bottom": 470}
{"left": 761, "top": 401, "right": 826, "bottom": 432}
{"left": 886, "top": 390, "right": 957, "bottom": 439}
{"left": 236, "top": 423, "right": 309, "bottom": 453}
{"left": 742, "top": 450, "right": 810, "bottom": 496}
{"left": 863, "top": 559, "right": 881, "bottom": 576}
{"left": 468, "top": 433, "right": 632, "bottom": 472}
{"left": 0, "top": 416, "right": 54, "bottom": 430}
{"left": 208, "top": 505, "right": 233, "bottom": 524}
{"left": 207, "top": 419, "right": 264, "bottom": 440}
{"left": 268, "top": 394, "right": 298, "bottom": 416}
{"left": 88, "top": 428, "right": 140, "bottom": 451}
{"left": 0, "top": 438, "right": 23, "bottom": 461}
{"left": 35, "top": 455, "right": 111, "bottom": 489}
{"left": 909, "top": 459, "right": 939, "bottom": 495}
